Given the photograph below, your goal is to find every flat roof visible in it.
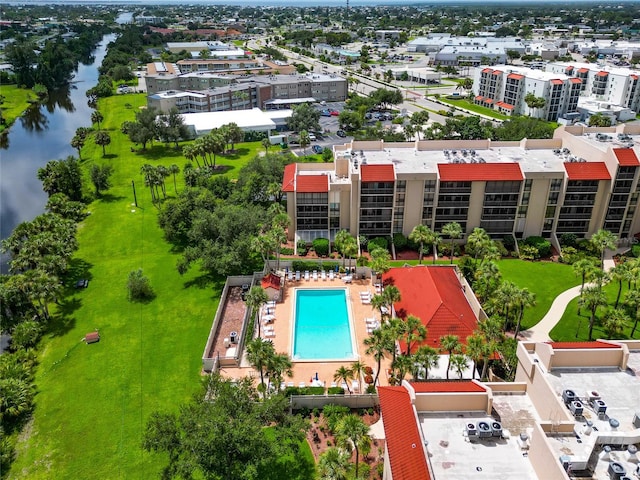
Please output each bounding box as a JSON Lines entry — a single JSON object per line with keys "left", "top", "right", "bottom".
{"left": 419, "top": 397, "right": 539, "bottom": 480}
{"left": 181, "top": 108, "right": 276, "bottom": 134}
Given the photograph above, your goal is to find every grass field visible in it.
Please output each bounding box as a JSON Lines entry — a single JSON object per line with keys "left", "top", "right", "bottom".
{"left": 435, "top": 96, "right": 510, "bottom": 120}
{"left": 549, "top": 281, "right": 640, "bottom": 342}
{"left": 0, "top": 84, "right": 36, "bottom": 133}
{"left": 8, "top": 94, "right": 267, "bottom": 479}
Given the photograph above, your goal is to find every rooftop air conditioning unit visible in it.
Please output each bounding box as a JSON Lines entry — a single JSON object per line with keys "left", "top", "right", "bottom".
{"left": 570, "top": 401, "right": 584, "bottom": 417}
{"left": 491, "top": 421, "right": 503, "bottom": 437}
{"left": 562, "top": 389, "right": 577, "bottom": 405}
{"left": 587, "top": 390, "right": 601, "bottom": 402}
{"left": 592, "top": 399, "right": 607, "bottom": 415}
{"left": 608, "top": 461, "right": 626, "bottom": 480}
{"left": 465, "top": 422, "right": 478, "bottom": 438}
{"left": 477, "top": 421, "right": 492, "bottom": 438}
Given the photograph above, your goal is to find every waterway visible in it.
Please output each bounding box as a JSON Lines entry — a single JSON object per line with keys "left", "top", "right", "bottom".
{"left": 0, "top": 28, "right": 123, "bottom": 270}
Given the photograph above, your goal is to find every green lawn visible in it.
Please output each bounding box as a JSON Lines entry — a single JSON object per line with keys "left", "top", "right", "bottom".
{"left": 496, "top": 259, "right": 581, "bottom": 330}
{"left": 435, "top": 96, "right": 509, "bottom": 120}
{"left": 259, "top": 427, "right": 316, "bottom": 479}
{"left": 8, "top": 94, "right": 258, "bottom": 479}
{"left": 550, "top": 281, "right": 640, "bottom": 342}
{"left": 0, "top": 84, "right": 36, "bottom": 132}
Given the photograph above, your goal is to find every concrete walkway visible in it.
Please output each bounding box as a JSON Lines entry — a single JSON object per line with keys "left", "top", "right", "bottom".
{"left": 522, "top": 249, "right": 624, "bottom": 341}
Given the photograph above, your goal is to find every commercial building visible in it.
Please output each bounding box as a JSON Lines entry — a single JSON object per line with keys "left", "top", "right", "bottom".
{"left": 472, "top": 65, "right": 582, "bottom": 121}
{"left": 281, "top": 125, "right": 640, "bottom": 251}
{"left": 165, "top": 41, "right": 246, "bottom": 58}
{"left": 147, "top": 72, "right": 347, "bottom": 113}
{"left": 378, "top": 339, "right": 640, "bottom": 480}
{"left": 180, "top": 107, "right": 286, "bottom": 136}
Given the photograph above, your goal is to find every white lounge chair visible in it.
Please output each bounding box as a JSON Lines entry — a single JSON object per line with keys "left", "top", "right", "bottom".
{"left": 299, "top": 382, "right": 306, "bottom": 388}
{"left": 321, "top": 270, "right": 326, "bottom": 281}
{"left": 263, "top": 306, "right": 275, "bottom": 314}
{"left": 313, "top": 270, "right": 318, "bottom": 281}
{"left": 263, "top": 325, "right": 274, "bottom": 333}
{"left": 288, "top": 270, "right": 293, "bottom": 281}
{"left": 295, "top": 271, "right": 301, "bottom": 281}
{"left": 266, "top": 300, "right": 276, "bottom": 307}
{"left": 264, "top": 330, "right": 276, "bottom": 338}
{"left": 331, "top": 382, "right": 337, "bottom": 388}
{"left": 287, "top": 382, "right": 295, "bottom": 388}
{"left": 365, "top": 317, "right": 377, "bottom": 324}
{"left": 352, "top": 380, "right": 360, "bottom": 393}
{"left": 304, "top": 270, "right": 310, "bottom": 281}
{"left": 263, "top": 314, "right": 275, "bottom": 324}
{"left": 329, "top": 270, "right": 335, "bottom": 280}
{"left": 343, "top": 275, "right": 352, "bottom": 284}
{"left": 361, "top": 294, "right": 371, "bottom": 305}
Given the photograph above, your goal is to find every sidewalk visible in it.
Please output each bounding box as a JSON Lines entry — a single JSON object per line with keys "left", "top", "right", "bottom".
{"left": 522, "top": 248, "right": 623, "bottom": 342}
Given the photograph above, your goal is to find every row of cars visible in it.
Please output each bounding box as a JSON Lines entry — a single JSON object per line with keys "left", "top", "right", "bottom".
{"left": 320, "top": 109, "right": 340, "bottom": 117}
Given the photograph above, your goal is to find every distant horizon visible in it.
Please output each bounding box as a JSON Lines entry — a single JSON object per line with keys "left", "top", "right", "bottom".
{"left": 9, "top": 0, "right": 640, "bottom": 5}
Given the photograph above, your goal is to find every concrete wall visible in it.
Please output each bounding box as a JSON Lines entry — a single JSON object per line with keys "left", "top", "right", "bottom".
{"left": 413, "top": 392, "right": 490, "bottom": 414}
{"left": 533, "top": 341, "right": 628, "bottom": 370}
{"left": 529, "top": 423, "right": 572, "bottom": 480}
{"left": 485, "top": 382, "right": 528, "bottom": 393}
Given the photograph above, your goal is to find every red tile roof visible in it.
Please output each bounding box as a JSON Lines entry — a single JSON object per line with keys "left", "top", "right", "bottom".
{"left": 551, "top": 79, "right": 563, "bottom": 85}
{"left": 578, "top": 68, "right": 589, "bottom": 73}
{"left": 296, "top": 174, "right": 328, "bottom": 193}
{"left": 438, "top": 163, "right": 523, "bottom": 182}
{"left": 570, "top": 78, "right": 583, "bottom": 84}
{"left": 507, "top": 73, "right": 524, "bottom": 80}
{"left": 378, "top": 387, "right": 431, "bottom": 480}
{"left": 492, "top": 70, "right": 501, "bottom": 76}
{"left": 565, "top": 66, "right": 574, "bottom": 72}
{"left": 481, "top": 68, "right": 493, "bottom": 74}
{"left": 261, "top": 273, "right": 281, "bottom": 291}
{"left": 596, "top": 71, "right": 609, "bottom": 77}
{"left": 383, "top": 266, "right": 478, "bottom": 351}
{"left": 411, "top": 381, "right": 486, "bottom": 393}
{"left": 282, "top": 163, "right": 296, "bottom": 192}
{"left": 564, "top": 162, "right": 610, "bottom": 180}
{"left": 613, "top": 148, "right": 640, "bottom": 166}
{"left": 632, "top": 74, "right": 639, "bottom": 81}
{"left": 361, "top": 164, "right": 395, "bottom": 182}
{"left": 495, "top": 101, "right": 515, "bottom": 110}
{"left": 547, "top": 341, "right": 621, "bottom": 349}
{"left": 475, "top": 95, "right": 484, "bottom": 101}
{"left": 484, "top": 98, "right": 494, "bottom": 104}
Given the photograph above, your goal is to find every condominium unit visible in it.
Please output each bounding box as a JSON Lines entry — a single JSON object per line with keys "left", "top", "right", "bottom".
{"left": 282, "top": 125, "right": 640, "bottom": 250}
{"left": 472, "top": 65, "right": 582, "bottom": 120}
{"left": 147, "top": 71, "right": 347, "bottom": 113}
{"left": 546, "top": 62, "right": 640, "bottom": 112}
{"left": 378, "top": 339, "right": 640, "bottom": 480}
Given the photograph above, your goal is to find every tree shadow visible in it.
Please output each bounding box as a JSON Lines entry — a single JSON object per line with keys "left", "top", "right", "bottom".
{"left": 98, "top": 193, "right": 126, "bottom": 203}
{"left": 103, "top": 153, "right": 118, "bottom": 160}
{"left": 137, "top": 145, "right": 185, "bottom": 160}
{"left": 209, "top": 165, "right": 232, "bottom": 176}
{"left": 48, "top": 298, "right": 80, "bottom": 337}
{"left": 62, "top": 258, "right": 94, "bottom": 289}
{"left": 222, "top": 147, "right": 249, "bottom": 160}
{"left": 182, "top": 273, "right": 224, "bottom": 291}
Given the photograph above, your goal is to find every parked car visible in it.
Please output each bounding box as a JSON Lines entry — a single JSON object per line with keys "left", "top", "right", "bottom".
{"left": 308, "top": 133, "right": 317, "bottom": 141}
{"left": 312, "top": 145, "right": 323, "bottom": 154}
{"left": 330, "top": 110, "right": 339, "bottom": 116}
{"left": 321, "top": 109, "right": 331, "bottom": 117}
{"left": 336, "top": 130, "right": 347, "bottom": 137}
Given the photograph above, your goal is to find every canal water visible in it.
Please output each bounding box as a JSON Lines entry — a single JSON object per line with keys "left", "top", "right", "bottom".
{"left": 0, "top": 16, "right": 132, "bottom": 269}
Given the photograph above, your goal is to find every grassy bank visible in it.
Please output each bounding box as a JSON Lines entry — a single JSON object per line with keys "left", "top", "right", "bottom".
{"left": 8, "top": 94, "right": 259, "bottom": 479}
{"left": 434, "top": 95, "right": 509, "bottom": 120}
{"left": 0, "top": 84, "right": 36, "bottom": 133}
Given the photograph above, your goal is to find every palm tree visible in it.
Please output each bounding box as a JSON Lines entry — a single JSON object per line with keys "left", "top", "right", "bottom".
{"left": 440, "top": 334, "right": 461, "bottom": 380}
{"left": 382, "top": 317, "right": 403, "bottom": 367}
{"left": 603, "top": 308, "right": 628, "bottom": 339}
{"left": 364, "top": 328, "right": 389, "bottom": 386}
{"left": 579, "top": 285, "right": 607, "bottom": 340}
{"left": 95, "top": 130, "right": 111, "bottom": 157}
{"left": 91, "top": 110, "right": 103, "bottom": 130}
{"left": 610, "top": 261, "right": 633, "bottom": 308}
{"left": 450, "top": 354, "right": 468, "bottom": 379}
{"left": 265, "top": 352, "right": 293, "bottom": 392}
{"left": 245, "top": 286, "right": 269, "bottom": 338}
{"left": 318, "top": 447, "right": 349, "bottom": 480}
{"left": 414, "top": 345, "right": 439, "bottom": 380}
{"left": 626, "top": 289, "right": 640, "bottom": 337}
{"left": 333, "top": 365, "right": 355, "bottom": 393}
{"left": 466, "top": 227, "right": 496, "bottom": 266}
{"left": 400, "top": 315, "right": 427, "bottom": 355}
{"left": 169, "top": 164, "right": 180, "bottom": 194}
{"left": 335, "top": 415, "right": 371, "bottom": 479}
{"left": 0, "top": 378, "right": 34, "bottom": 418}
{"left": 246, "top": 337, "right": 275, "bottom": 398}
{"left": 261, "top": 137, "right": 271, "bottom": 153}
{"left": 514, "top": 287, "right": 536, "bottom": 338}
{"left": 409, "top": 224, "right": 432, "bottom": 264}
{"left": 590, "top": 229, "right": 617, "bottom": 269}
{"left": 492, "top": 281, "right": 520, "bottom": 331}
{"left": 381, "top": 285, "right": 401, "bottom": 316}
{"left": 351, "top": 360, "right": 366, "bottom": 393}
{"left": 474, "top": 260, "right": 501, "bottom": 302}
{"left": 465, "top": 334, "right": 486, "bottom": 380}
{"left": 392, "top": 354, "right": 414, "bottom": 383}
{"left": 573, "top": 258, "right": 598, "bottom": 291}
{"left": 441, "top": 221, "right": 462, "bottom": 264}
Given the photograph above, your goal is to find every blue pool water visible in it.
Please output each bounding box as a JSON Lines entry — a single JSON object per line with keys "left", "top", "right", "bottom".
{"left": 293, "top": 289, "right": 353, "bottom": 360}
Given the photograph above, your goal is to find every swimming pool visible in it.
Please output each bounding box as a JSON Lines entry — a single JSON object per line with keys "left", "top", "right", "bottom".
{"left": 293, "top": 289, "right": 355, "bottom": 360}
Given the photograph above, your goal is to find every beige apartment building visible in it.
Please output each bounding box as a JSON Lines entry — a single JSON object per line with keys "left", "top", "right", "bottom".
{"left": 282, "top": 125, "right": 640, "bottom": 249}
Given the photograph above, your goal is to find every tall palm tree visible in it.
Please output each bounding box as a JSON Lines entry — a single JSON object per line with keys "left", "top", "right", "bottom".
{"left": 474, "top": 260, "right": 501, "bottom": 302}
{"left": 414, "top": 345, "right": 439, "bottom": 380}
{"left": 441, "top": 221, "right": 462, "bottom": 264}
{"left": 603, "top": 308, "right": 629, "bottom": 339}
{"left": 610, "top": 261, "right": 633, "bottom": 308}
{"left": 350, "top": 360, "right": 367, "bottom": 393}
{"left": 409, "top": 224, "right": 433, "bottom": 264}
{"left": 492, "top": 281, "right": 520, "bottom": 331}
{"left": 573, "top": 258, "right": 598, "bottom": 291}
{"left": 335, "top": 415, "right": 371, "bottom": 479}
{"left": 450, "top": 354, "right": 468, "bottom": 379}
{"left": 400, "top": 315, "right": 427, "bottom": 355}
{"left": 579, "top": 285, "right": 607, "bottom": 340}
{"left": 440, "top": 334, "right": 461, "bottom": 380}
{"left": 625, "top": 289, "right": 640, "bottom": 337}
{"left": 514, "top": 287, "right": 536, "bottom": 338}
{"left": 245, "top": 286, "right": 269, "bottom": 338}
{"left": 333, "top": 365, "right": 355, "bottom": 394}
{"left": 317, "top": 447, "right": 349, "bottom": 480}
{"left": 590, "top": 229, "right": 618, "bottom": 269}
{"left": 364, "top": 328, "right": 389, "bottom": 386}
{"left": 265, "top": 352, "right": 293, "bottom": 392}
{"left": 169, "top": 164, "right": 180, "bottom": 194}
{"left": 246, "top": 337, "right": 275, "bottom": 398}
{"left": 382, "top": 318, "right": 403, "bottom": 367}
{"left": 392, "top": 354, "right": 414, "bottom": 383}
{"left": 465, "top": 334, "right": 486, "bottom": 380}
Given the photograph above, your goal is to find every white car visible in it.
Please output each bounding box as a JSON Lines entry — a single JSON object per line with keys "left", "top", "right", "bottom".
{"left": 308, "top": 133, "right": 317, "bottom": 141}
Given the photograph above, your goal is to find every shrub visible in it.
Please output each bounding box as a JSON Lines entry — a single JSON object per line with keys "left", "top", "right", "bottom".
{"left": 280, "top": 247, "right": 294, "bottom": 255}
{"left": 523, "top": 236, "right": 551, "bottom": 257}
{"left": 560, "top": 233, "right": 578, "bottom": 248}
{"left": 327, "top": 386, "right": 346, "bottom": 395}
{"left": 367, "top": 407, "right": 374, "bottom": 415}
{"left": 323, "top": 404, "right": 350, "bottom": 431}
{"left": 292, "top": 260, "right": 320, "bottom": 271}
{"left": 312, "top": 238, "right": 330, "bottom": 256}
{"left": 519, "top": 244, "right": 539, "bottom": 260}
{"left": 494, "top": 240, "right": 509, "bottom": 258}
{"left": 560, "top": 246, "right": 580, "bottom": 264}
{"left": 312, "top": 408, "right": 320, "bottom": 418}
{"left": 356, "top": 255, "right": 369, "bottom": 267}
{"left": 296, "top": 239, "right": 307, "bottom": 256}
{"left": 632, "top": 244, "right": 640, "bottom": 258}
{"left": 366, "top": 384, "right": 377, "bottom": 394}
{"left": 364, "top": 366, "right": 373, "bottom": 375}
{"left": 127, "top": 269, "right": 154, "bottom": 301}
{"left": 439, "top": 243, "right": 460, "bottom": 257}
{"left": 368, "top": 237, "right": 388, "bottom": 252}
{"left": 392, "top": 232, "right": 407, "bottom": 250}
{"left": 502, "top": 235, "right": 516, "bottom": 251}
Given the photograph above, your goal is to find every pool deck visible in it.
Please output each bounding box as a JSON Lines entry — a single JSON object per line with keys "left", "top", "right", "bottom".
{"left": 218, "top": 275, "right": 393, "bottom": 390}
